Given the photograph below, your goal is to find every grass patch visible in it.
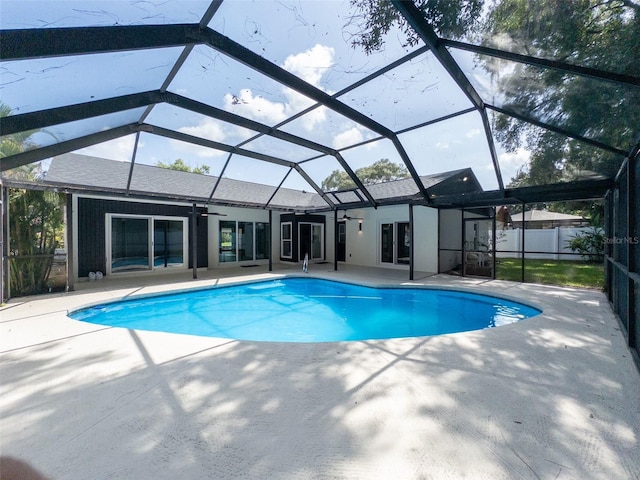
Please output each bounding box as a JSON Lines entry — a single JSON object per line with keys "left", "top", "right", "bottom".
{"left": 496, "top": 258, "right": 604, "bottom": 289}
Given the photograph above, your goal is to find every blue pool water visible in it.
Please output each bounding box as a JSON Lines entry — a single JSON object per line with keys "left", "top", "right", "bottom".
{"left": 70, "top": 277, "right": 541, "bottom": 342}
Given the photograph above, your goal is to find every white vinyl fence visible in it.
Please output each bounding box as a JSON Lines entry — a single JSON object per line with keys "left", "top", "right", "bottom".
{"left": 493, "top": 227, "right": 599, "bottom": 260}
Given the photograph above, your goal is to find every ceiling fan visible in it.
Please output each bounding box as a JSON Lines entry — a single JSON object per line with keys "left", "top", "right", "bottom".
{"left": 340, "top": 211, "right": 363, "bottom": 221}
{"left": 198, "top": 207, "right": 227, "bottom": 217}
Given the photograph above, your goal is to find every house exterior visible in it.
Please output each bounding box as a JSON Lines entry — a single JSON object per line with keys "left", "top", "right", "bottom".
{"left": 43, "top": 153, "right": 485, "bottom": 282}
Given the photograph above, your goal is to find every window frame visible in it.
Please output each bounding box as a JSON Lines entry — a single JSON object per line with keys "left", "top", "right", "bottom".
{"left": 281, "top": 221, "right": 293, "bottom": 259}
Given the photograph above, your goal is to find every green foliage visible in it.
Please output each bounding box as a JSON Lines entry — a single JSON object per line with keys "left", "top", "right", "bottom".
{"left": 1, "top": 102, "right": 65, "bottom": 297}
{"left": 348, "top": 1, "right": 638, "bottom": 221}
{"left": 157, "top": 158, "right": 210, "bottom": 175}
{"left": 9, "top": 188, "right": 65, "bottom": 296}
{"left": 0, "top": 105, "right": 36, "bottom": 159}
{"left": 347, "top": 0, "right": 484, "bottom": 53}
{"left": 483, "top": 0, "right": 639, "bottom": 186}
{"left": 321, "top": 158, "right": 410, "bottom": 190}
{"left": 566, "top": 228, "right": 605, "bottom": 263}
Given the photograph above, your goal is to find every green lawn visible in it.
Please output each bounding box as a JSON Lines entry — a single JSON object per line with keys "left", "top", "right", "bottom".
{"left": 496, "top": 258, "right": 604, "bottom": 289}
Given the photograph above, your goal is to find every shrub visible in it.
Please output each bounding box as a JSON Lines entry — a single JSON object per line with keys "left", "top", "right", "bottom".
{"left": 566, "top": 228, "right": 604, "bottom": 263}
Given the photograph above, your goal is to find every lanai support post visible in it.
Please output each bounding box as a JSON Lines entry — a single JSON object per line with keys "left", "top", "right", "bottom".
{"left": 268, "top": 209, "right": 273, "bottom": 272}
{"left": 627, "top": 151, "right": 637, "bottom": 351}
{"left": 334, "top": 209, "right": 338, "bottom": 272}
{"left": 521, "top": 202, "right": 526, "bottom": 283}
{"left": 192, "top": 203, "right": 198, "bottom": 280}
{"left": 0, "top": 183, "right": 5, "bottom": 304}
{"left": 409, "top": 203, "right": 414, "bottom": 281}
{"left": 65, "top": 193, "right": 75, "bottom": 292}
{"left": 491, "top": 208, "right": 497, "bottom": 280}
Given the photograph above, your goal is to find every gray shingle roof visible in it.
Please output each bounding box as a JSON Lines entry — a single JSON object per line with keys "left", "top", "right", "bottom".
{"left": 44, "top": 153, "right": 483, "bottom": 211}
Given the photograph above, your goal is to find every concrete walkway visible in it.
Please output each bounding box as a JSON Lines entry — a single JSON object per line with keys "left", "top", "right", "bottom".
{"left": 1, "top": 266, "right": 639, "bottom": 479}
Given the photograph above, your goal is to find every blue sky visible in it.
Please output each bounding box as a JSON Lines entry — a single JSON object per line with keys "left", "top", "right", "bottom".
{"left": 2, "top": 0, "right": 531, "bottom": 192}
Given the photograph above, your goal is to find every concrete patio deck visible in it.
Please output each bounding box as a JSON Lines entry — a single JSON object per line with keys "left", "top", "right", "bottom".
{"left": 1, "top": 265, "right": 639, "bottom": 479}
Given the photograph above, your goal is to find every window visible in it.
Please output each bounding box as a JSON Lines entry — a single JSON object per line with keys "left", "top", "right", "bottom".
{"left": 107, "top": 214, "right": 187, "bottom": 274}
{"left": 281, "top": 222, "right": 292, "bottom": 259}
{"left": 220, "top": 220, "right": 270, "bottom": 263}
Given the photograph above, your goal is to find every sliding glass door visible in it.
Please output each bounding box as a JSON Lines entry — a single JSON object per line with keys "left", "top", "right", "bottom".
{"left": 153, "top": 219, "right": 185, "bottom": 268}
{"left": 380, "top": 222, "right": 410, "bottom": 265}
{"left": 108, "top": 214, "right": 187, "bottom": 274}
{"left": 111, "top": 216, "right": 151, "bottom": 272}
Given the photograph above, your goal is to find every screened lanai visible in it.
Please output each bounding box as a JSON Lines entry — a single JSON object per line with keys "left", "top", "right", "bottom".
{"left": 0, "top": 1, "right": 638, "bottom": 357}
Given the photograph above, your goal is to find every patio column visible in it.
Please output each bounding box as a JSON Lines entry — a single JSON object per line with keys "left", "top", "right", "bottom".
{"left": 491, "top": 208, "right": 497, "bottom": 280}
{"left": 65, "top": 194, "right": 75, "bottom": 292}
{"left": 334, "top": 209, "right": 338, "bottom": 272}
{"left": 627, "top": 152, "right": 637, "bottom": 351}
{"left": 268, "top": 209, "right": 272, "bottom": 272}
{"left": 521, "top": 202, "right": 526, "bottom": 283}
{"left": 409, "top": 203, "right": 414, "bottom": 281}
{"left": 0, "top": 184, "right": 5, "bottom": 304}
{"left": 192, "top": 203, "right": 198, "bottom": 280}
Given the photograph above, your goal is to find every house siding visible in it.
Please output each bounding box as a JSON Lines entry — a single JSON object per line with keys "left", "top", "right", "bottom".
{"left": 77, "top": 197, "right": 207, "bottom": 277}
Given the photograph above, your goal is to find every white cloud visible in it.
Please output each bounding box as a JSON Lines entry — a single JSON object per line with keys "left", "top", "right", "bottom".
{"left": 221, "top": 45, "right": 335, "bottom": 131}
{"left": 280, "top": 45, "right": 334, "bottom": 130}
{"left": 76, "top": 136, "right": 138, "bottom": 160}
{"left": 498, "top": 147, "right": 530, "bottom": 168}
{"left": 282, "top": 44, "right": 334, "bottom": 88}
{"left": 435, "top": 141, "right": 450, "bottom": 149}
{"left": 170, "top": 118, "right": 228, "bottom": 158}
{"left": 333, "top": 127, "right": 363, "bottom": 149}
{"left": 496, "top": 147, "right": 530, "bottom": 182}
{"left": 223, "top": 89, "right": 287, "bottom": 125}
{"left": 466, "top": 128, "right": 481, "bottom": 138}
{"left": 179, "top": 118, "right": 226, "bottom": 142}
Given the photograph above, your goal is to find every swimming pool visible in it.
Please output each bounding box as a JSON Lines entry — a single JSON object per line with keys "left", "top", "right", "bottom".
{"left": 70, "top": 277, "right": 541, "bottom": 342}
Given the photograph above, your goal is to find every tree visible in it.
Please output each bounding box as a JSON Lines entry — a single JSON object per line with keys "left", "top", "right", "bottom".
{"left": 8, "top": 184, "right": 65, "bottom": 296}
{"left": 1, "top": 103, "right": 65, "bottom": 296}
{"left": 157, "top": 158, "right": 210, "bottom": 175}
{"left": 347, "top": 1, "right": 638, "bottom": 221}
{"left": 321, "top": 158, "right": 410, "bottom": 190}
{"left": 483, "top": 0, "right": 639, "bottom": 188}
{"left": 347, "top": 0, "right": 484, "bottom": 53}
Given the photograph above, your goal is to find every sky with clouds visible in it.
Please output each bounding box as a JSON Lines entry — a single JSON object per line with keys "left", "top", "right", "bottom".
{"left": 4, "top": 0, "right": 530, "bottom": 192}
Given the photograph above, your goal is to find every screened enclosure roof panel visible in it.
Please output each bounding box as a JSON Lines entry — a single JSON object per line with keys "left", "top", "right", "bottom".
{"left": 1, "top": 0, "right": 638, "bottom": 211}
